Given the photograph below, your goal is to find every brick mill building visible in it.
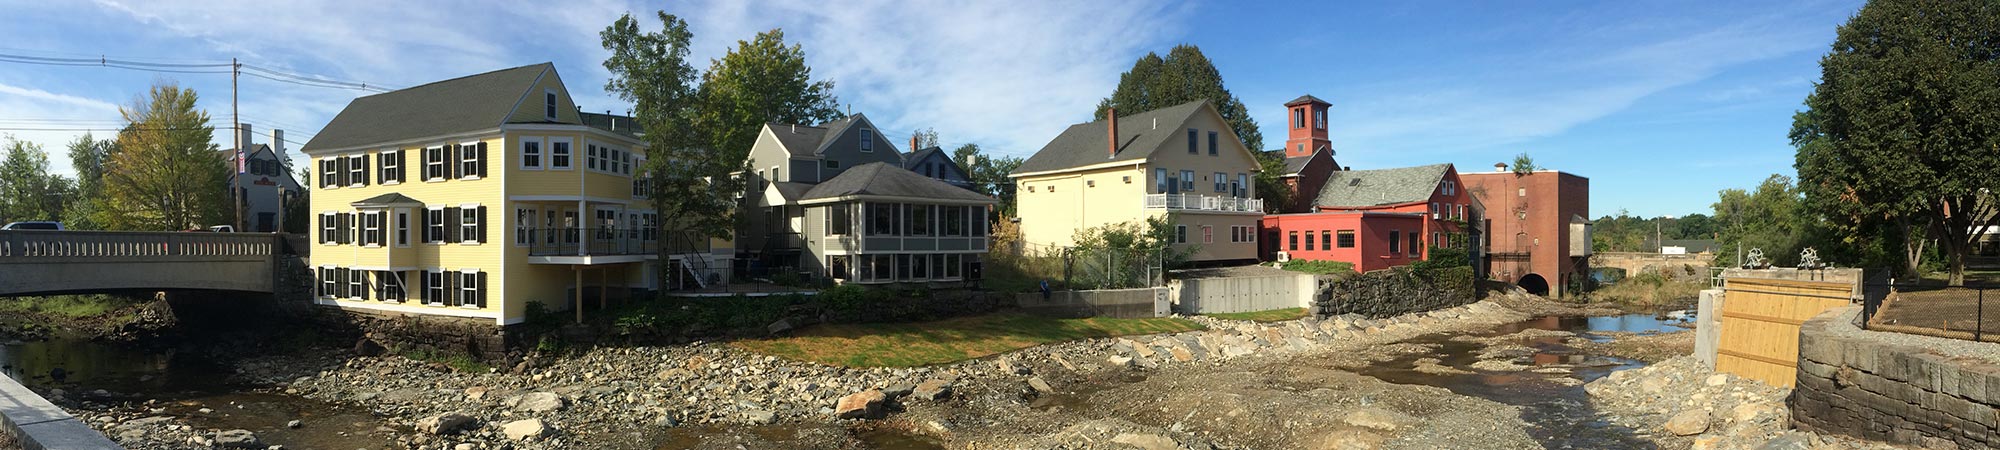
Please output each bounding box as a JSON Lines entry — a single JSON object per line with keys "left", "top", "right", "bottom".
{"left": 1260, "top": 163, "right": 1476, "bottom": 272}
{"left": 1461, "top": 163, "right": 1590, "bottom": 296}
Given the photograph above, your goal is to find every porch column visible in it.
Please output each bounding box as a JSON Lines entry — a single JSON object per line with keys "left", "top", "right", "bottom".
{"left": 599, "top": 267, "right": 608, "bottom": 310}
{"left": 574, "top": 266, "right": 584, "bottom": 324}
{"left": 577, "top": 200, "right": 588, "bottom": 256}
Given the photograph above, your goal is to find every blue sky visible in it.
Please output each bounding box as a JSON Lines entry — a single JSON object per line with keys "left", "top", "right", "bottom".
{"left": 0, "top": 0, "right": 1862, "bottom": 218}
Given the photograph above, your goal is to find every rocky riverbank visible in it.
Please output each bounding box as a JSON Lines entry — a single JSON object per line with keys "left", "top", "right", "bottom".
{"left": 1587, "top": 356, "right": 1899, "bottom": 450}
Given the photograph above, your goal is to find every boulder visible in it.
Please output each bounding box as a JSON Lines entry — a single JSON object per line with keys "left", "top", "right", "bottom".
{"left": 767, "top": 318, "right": 794, "bottom": 336}
{"left": 416, "top": 413, "right": 477, "bottom": 435}
{"left": 1169, "top": 346, "right": 1196, "bottom": 362}
{"left": 1704, "top": 373, "right": 1730, "bottom": 387}
{"left": 1342, "top": 407, "right": 1414, "bottom": 432}
{"left": 1106, "top": 355, "right": 1134, "bottom": 368}
{"left": 912, "top": 379, "right": 953, "bottom": 401}
{"left": 1111, "top": 432, "right": 1181, "bottom": 450}
{"left": 1664, "top": 410, "right": 1709, "bottom": 436}
{"left": 1027, "top": 377, "right": 1055, "bottom": 394}
{"left": 501, "top": 419, "right": 549, "bottom": 441}
{"left": 514, "top": 392, "right": 565, "bottom": 413}
{"left": 742, "top": 410, "right": 776, "bottom": 425}
{"left": 215, "top": 429, "right": 260, "bottom": 448}
{"left": 835, "top": 389, "right": 887, "bottom": 419}
{"left": 881, "top": 383, "right": 915, "bottom": 399}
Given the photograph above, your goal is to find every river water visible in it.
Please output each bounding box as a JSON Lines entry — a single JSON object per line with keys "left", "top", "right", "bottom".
{"left": 0, "top": 338, "right": 398, "bottom": 449}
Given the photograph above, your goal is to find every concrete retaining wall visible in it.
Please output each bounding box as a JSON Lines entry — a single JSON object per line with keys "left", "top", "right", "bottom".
{"left": 1693, "top": 288, "right": 1723, "bottom": 369}
{"left": 1017, "top": 288, "right": 1169, "bottom": 318}
{"left": 1793, "top": 306, "right": 2000, "bottom": 449}
{"left": 0, "top": 374, "right": 121, "bottom": 449}
{"left": 1170, "top": 273, "right": 1311, "bottom": 314}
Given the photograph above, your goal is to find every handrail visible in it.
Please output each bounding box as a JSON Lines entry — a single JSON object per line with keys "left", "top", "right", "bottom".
{"left": 0, "top": 230, "right": 274, "bottom": 259}
{"left": 1141, "top": 193, "right": 1262, "bottom": 212}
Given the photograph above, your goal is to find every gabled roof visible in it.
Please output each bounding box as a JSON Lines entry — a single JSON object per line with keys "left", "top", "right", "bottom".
{"left": 769, "top": 181, "right": 815, "bottom": 203}
{"left": 302, "top": 63, "right": 555, "bottom": 153}
{"left": 766, "top": 115, "right": 864, "bottom": 158}
{"left": 351, "top": 192, "right": 425, "bottom": 208}
{"left": 802, "top": 162, "right": 993, "bottom": 203}
{"left": 1314, "top": 163, "right": 1453, "bottom": 209}
{"left": 903, "top": 146, "right": 945, "bottom": 170}
{"left": 1014, "top": 99, "right": 1212, "bottom": 175}
{"left": 1260, "top": 146, "right": 1334, "bottom": 177}
{"left": 1284, "top": 94, "right": 1330, "bottom": 107}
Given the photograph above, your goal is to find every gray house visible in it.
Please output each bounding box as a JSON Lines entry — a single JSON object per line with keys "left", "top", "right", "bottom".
{"left": 223, "top": 125, "right": 303, "bottom": 232}
{"left": 740, "top": 115, "right": 995, "bottom": 285}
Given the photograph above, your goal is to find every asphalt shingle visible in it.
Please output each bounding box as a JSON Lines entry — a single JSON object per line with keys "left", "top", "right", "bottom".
{"left": 302, "top": 63, "right": 552, "bottom": 152}
{"left": 1014, "top": 100, "right": 1210, "bottom": 175}
{"left": 1313, "top": 163, "right": 1452, "bottom": 208}
{"left": 802, "top": 162, "right": 993, "bottom": 203}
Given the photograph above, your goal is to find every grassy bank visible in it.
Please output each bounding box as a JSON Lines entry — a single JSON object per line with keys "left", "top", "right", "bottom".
{"left": 0, "top": 294, "right": 139, "bottom": 319}
{"left": 733, "top": 313, "right": 1205, "bottom": 367}
{"left": 1206, "top": 308, "right": 1309, "bottom": 322}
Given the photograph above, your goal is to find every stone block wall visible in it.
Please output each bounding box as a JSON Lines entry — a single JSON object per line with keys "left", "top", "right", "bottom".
{"left": 310, "top": 307, "right": 514, "bottom": 363}
{"left": 1793, "top": 307, "right": 2000, "bottom": 449}
{"left": 1315, "top": 266, "right": 1473, "bottom": 319}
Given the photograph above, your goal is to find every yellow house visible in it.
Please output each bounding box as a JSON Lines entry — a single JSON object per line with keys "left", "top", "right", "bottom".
{"left": 300, "top": 62, "right": 730, "bottom": 326}
{"left": 1011, "top": 100, "right": 1263, "bottom": 264}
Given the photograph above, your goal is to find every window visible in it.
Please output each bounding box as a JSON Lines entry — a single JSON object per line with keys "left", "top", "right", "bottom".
{"left": 1294, "top": 109, "right": 1305, "bottom": 129}
{"left": 545, "top": 90, "right": 557, "bottom": 120}
{"left": 586, "top": 144, "right": 599, "bottom": 171}
{"left": 641, "top": 213, "right": 658, "bottom": 241}
{"left": 551, "top": 139, "right": 572, "bottom": 169}
{"left": 380, "top": 150, "right": 402, "bottom": 183}
{"left": 425, "top": 208, "right": 445, "bottom": 244}
{"left": 1202, "top": 225, "right": 1213, "bottom": 244}
{"left": 860, "top": 127, "right": 873, "bottom": 152}
{"left": 320, "top": 159, "right": 338, "bottom": 188}
{"left": 361, "top": 212, "right": 382, "bottom": 246}
{"left": 1337, "top": 230, "right": 1356, "bottom": 248}
{"left": 932, "top": 254, "right": 947, "bottom": 280}
{"left": 424, "top": 146, "right": 446, "bottom": 181}
{"left": 1235, "top": 173, "right": 1248, "bottom": 196}
{"left": 828, "top": 204, "right": 851, "bottom": 236}
{"left": 1315, "top": 109, "right": 1326, "bottom": 130}
{"left": 460, "top": 142, "right": 482, "bottom": 179}
{"left": 1409, "top": 231, "right": 1421, "bottom": 257}
{"left": 632, "top": 177, "right": 650, "bottom": 199}
{"left": 1389, "top": 230, "right": 1401, "bottom": 255}
{"left": 1289, "top": 231, "right": 1298, "bottom": 251}
{"left": 1321, "top": 230, "right": 1330, "bottom": 250}
{"left": 1180, "top": 170, "right": 1194, "bottom": 191}
{"left": 522, "top": 139, "right": 542, "bottom": 169}
{"left": 829, "top": 255, "right": 850, "bottom": 279}
{"left": 1431, "top": 203, "right": 1439, "bottom": 219}
{"left": 459, "top": 271, "right": 481, "bottom": 308}
{"left": 1305, "top": 230, "right": 1315, "bottom": 250}
{"left": 825, "top": 159, "right": 839, "bottom": 169}
{"left": 1208, "top": 131, "right": 1218, "bottom": 156}
{"left": 1174, "top": 225, "right": 1187, "bottom": 244}
{"left": 318, "top": 267, "right": 335, "bottom": 298}
{"left": 320, "top": 213, "right": 337, "bottom": 244}
{"left": 1296, "top": 143, "right": 1304, "bottom": 154}
{"left": 1214, "top": 172, "right": 1226, "bottom": 192}
{"left": 1433, "top": 232, "right": 1442, "bottom": 252}
{"left": 897, "top": 254, "right": 912, "bottom": 280}
{"left": 515, "top": 208, "right": 536, "bottom": 246}
{"left": 1187, "top": 129, "right": 1197, "bottom": 154}
{"left": 546, "top": 211, "right": 559, "bottom": 244}
{"left": 870, "top": 203, "right": 895, "bottom": 235}
{"left": 563, "top": 211, "right": 579, "bottom": 243}
{"left": 424, "top": 271, "right": 446, "bottom": 305}
{"left": 911, "top": 254, "right": 928, "bottom": 280}
{"left": 347, "top": 267, "right": 363, "bottom": 300}
{"left": 396, "top": 211, "right": 409, "bottom": 247}
{"left": 1154, "top": 168, "right": 1169, "bottom": 193}
{"left": 972, "top": 206, "right": 987, "bottom": 237}
{"left": 910, "top": 205, "right": 931, "bottom": 236}
{"left": 346, "top": 155, "right": 365, "bottom": 187}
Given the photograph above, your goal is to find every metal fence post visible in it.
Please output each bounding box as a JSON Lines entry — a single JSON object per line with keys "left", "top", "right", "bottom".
{"left": 1980, "top": 288, "right": 1986, "bottom": 342}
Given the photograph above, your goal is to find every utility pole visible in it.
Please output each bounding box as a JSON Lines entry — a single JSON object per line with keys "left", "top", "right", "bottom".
{"left": 232, "top": 57, "right": 242, "bottom": 232}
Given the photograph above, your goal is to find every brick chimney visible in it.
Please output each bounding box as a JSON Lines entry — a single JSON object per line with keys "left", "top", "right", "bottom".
{"left": 272, "top": 129, "right": 284, "bottom": 154}
{"left": 1106, "top": 107, "right": 1119, "bottom": 159}
{"left": 910, "top": 135, "right": 919, "bottom": 153}
{"left": 238, "top": 123, "right": 253, "bottom": 152}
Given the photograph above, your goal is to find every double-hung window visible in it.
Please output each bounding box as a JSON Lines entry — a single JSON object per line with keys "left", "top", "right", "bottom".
{"left": 425, "top": 208, "right": 445, "bottom": 244}
{"left": 460, "top": 207, "right": 480, "bottom": 244}
{"left": 1180, "top": 170, "right": 1194, "bottom": 191}
{"left": 424, "top": 146, "right": 446, "bottom": 181}
{"left": 1389, "top": 230, "right": 1401, "bottom": 255}
{"left": 522, "top": 138, "right": 542, "bottom": 169}
{"left": 828, "top": 204, "right": 850, "bottom": 236}
{"left": 346, "top": 155, "right": 364, "bottom": 187}
{"left": 380, "top": 151, "right": 401, "bottom": 183}
{"left": 550, "top": 139, "right": 572, "bottom": 169}
{"left": 1186, "top": 129, "right": 1197, "bottom": 154}
{"left": 361, "top": 212, "right": 382, "bottom": 246}
{"left": 544, "top": 90, "right": 557, "bottom": 120}
{"left": 1154, "top": 168, "right": 1169, "bottom": 193}
{"left": 458, "top": 271, "right": 480, "bottom": 308}
{"left": 459, "top": 142, "right": 481, "bottom": 179}
{"left": 860, "top": 127, "right": 873, "bottom": 152}
{"left": 424, "top": 271, "right": 446, "bottom": 305}
{"left": 1213, "top": 172, "right": 1226, "bottom": 192}
{"left": 1207, "top": 131, "right": 1218, "bottom": 156}
{"left": 396, "top": 211, "right": 409, "bottom": 246}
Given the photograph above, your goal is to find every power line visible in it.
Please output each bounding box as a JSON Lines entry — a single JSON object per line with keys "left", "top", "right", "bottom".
{"left": 0, "top": 126, "right": 309, "bottom": 149}
{"left": 0, "top": 51, "right": 394, "bottom": 93}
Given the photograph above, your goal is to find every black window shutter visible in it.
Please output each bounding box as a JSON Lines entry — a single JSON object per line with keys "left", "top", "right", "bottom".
{"left": 477, "top": 142, "right": 488, "bottom": 178}
{"left": 376, "top": 212, "right": 388, "bottom": 246}
{"left": 360, "top": 153, "right": 371, "bottom": 186}
{"left": 447, "top": 144, "right": 461, "bottom": 179}
{"left": 420, "top": 150, "right": 431, "bottom": 181}
{"left": 446, "top": 272, "right": 459, "bottom": 306}
{"left": 361, "top": 271, "right": 372, "bottom": 301}
{"left": 377, "top": 153, "right": 388, "bottom": 183}
{"left": 418, "top": 271, "right": 429, "bottom": 303}
{"left": 476, "top": 271, "right": 488, "bottom": 308}
{"left": 336, "top": 157, "right": 348, "bottom": 187}
{"left": 398, "top": 150, "right": 409, "bottom": 183}
{"left": 335, "top": 213, "right": 347, "bottom": 244}
{"left": 445, "top": 207, "right": 460, "bottom": 243}
{"left": 476, "top": 206, "right": 488, "bottom": 243}
{"left": 317, "top": 160, "right": 328, "bottom": 188}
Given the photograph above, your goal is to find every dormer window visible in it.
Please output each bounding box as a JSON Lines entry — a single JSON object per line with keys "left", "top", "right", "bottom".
{"left": 860, "top": 127, "right": 873, "bottom": 152}
{"left": 544, "top": 90, "right": 557, "bottom": 120}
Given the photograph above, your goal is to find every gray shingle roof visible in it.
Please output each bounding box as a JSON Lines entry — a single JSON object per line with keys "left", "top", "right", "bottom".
{"left": 767, "top": 115, "right": 862, "bottom": 157}
{"left": 802, "top": 162, "right": 994, "bottom": 203}
{"left": 903, "top": 147, "right": 943, "bottom": 171}
{"left": 1282, "top": 155, "right": 1315, "bottom": 176}
{"left": 302, "top": 63, "right": 553, "bottom": 152}
{"left": 1313, "top": 163, "right": 1451, "bottom": 208}
{"left": 350, "top": 192, "right": 425, "bottom": 208}
{"left": 770, "top": 181, "right": 814, "bottom": 202}
{"left": 1285, "top": 95, "right": 1330, "bottom": 107}
{"left": 1014, "top": 100, "right": 1210, "bottom": 175}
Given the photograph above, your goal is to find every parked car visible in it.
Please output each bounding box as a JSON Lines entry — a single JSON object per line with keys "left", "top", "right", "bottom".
{"left": 208, "top": 225, "right": 235, "bottom": 233}
{"left": 1, "top": 221, "right": 63, "bottom": 230}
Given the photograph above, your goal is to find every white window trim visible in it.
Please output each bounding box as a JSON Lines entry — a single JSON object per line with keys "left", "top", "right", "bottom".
{"left": 425, "top": 269, "right": 447, "bottom": 306}
{"left": 520, "top": 136, "right": 544, "bottom": 171}
{"left": 515, "top": 208, "right": 536, "bottom": 247}
{"left": 459, "top": 203, "right": 481, "bottom": 245}
{"left": 320, "top": 211, "right": 338, "bottom": 246}
{"left": 549, "top": 137, "right": 574, "bottom": 170}
{"left": 424, "top": 146, "right": 447, "bottom": 182}
{"left": 458, "top": 141, "right": 483, "bottom": 181}
{"left": 394, "top": 208, "right": 411, "bottom": 248}
{"left": 380, "top": 149, "right": 402, "bottom": 186}
{"left": 345, "top": 155, "right": 364, "bottom": 188}
{"left": 361, "top": 212, "right": 382, "bottom": 248}
{"left": 458, "top": 269, "right": 481, "bottom": 310}
{"left": 427, "top": 206, "right": 447, "bottom": 245}
{"left": 544, "top": 88, "right": 558, "bottom": 121}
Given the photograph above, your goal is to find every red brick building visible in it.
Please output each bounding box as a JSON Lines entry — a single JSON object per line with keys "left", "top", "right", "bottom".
{"left": 1261, "top": 164, "right": 1474, "bottom": 272}
{"left": 1461, "top": 164, "right": 1590, "bottom": 296}
{"left": 1267, "top": 95, "right": 1341, "bottom": 213}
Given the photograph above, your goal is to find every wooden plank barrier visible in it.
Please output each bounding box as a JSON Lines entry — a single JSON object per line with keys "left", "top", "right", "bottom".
{"left": 1715, "top": 277, "right": 1855, "bottom": 387}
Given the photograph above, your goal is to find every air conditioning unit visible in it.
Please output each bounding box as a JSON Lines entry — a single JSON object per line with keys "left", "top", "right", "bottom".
{"left": 1276, "top": 251, "right": 1292, "bottom": 262}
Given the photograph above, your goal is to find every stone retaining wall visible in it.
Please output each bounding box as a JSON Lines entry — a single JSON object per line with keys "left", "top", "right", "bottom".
{"left": 1793, "top": 306, "right": 2000, "bottom": 449}
{"left": 1314, "top": 266, "right": 1473, "bottom": 319}
{"left": 311, "top": 307, "right": 514, "bottom": 363}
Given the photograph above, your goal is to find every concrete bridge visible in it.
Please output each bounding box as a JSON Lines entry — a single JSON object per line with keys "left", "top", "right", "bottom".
{"left": 0, "top": 230, "right": 281, "bottom": 297}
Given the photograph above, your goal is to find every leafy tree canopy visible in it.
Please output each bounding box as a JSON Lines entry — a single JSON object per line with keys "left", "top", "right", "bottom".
{"left": 1094, "top": 44, "right": 1262, "bottom": 153}
{"left": 104, "top": 83, "right": 228, "bottom": 231}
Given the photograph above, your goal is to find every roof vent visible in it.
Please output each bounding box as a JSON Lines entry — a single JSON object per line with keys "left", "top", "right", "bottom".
{"left": 1349, "top": 178, "right": 1361, "bottom": 186}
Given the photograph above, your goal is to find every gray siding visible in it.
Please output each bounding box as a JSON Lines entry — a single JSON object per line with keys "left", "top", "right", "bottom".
{"left": 790, "top": 158, "right": 820, "bottom": 184}
{"left": 819, "top": 120, "right": 904, "bottom": 179}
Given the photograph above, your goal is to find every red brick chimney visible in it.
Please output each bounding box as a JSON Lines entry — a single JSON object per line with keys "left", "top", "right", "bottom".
{"left": 1106, "top": 107, "right": 1119, "bottom": 159}
{"left": 909, "top": 135, "right": 919, "bottom": 153}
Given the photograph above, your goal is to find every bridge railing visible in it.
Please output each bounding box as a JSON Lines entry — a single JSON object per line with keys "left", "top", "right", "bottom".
{"left": 0, "top": 230, "right": 275, "bottom": 259}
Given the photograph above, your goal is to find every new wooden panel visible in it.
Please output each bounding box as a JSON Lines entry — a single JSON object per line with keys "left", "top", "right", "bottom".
{"left": 1716, "top": 277, "right": 1854, "bottom": 387}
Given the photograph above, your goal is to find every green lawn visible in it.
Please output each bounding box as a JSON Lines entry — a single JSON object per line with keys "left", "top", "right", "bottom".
{"left": 733, "top": 313, "right": 1205, "bottom": 367}
{"left": 0, "top": 294, "right": 137, "bottom": 318}
{"left": 1205, "top": 307, "right": 1309, "bottom": 322}
{"left": 1275, "top": 260, "right": 1355, "bottom": 275}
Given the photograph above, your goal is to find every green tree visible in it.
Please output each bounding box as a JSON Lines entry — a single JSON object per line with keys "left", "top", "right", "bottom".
{"left": 1791, "top": 0, "right": 2000, "bottom": 285}
{"left": 63, "top": 133, "right": 115, "bottom": 229}
{"left": 104, "top": 82, "right": 229, "bottom": 230}
{"left": 909, "top": 128, "right": 939, "bottom": 150}
{"left": 948, "top": 143, "right": 1023, "bottom": 217}
{"left": 601, "top": 11, "right": 745, "bottom": 252}
{"left": 694, "top": 28, "right": 843, "bottom": 162}
{"left": 1713, "top": 175, "right": 1819, "bottom": 267}
{"left": 1511, "top": 153, "right": 1538, "bottom": 174}
{"left": 1068, "top": 214, "right": 1190, "bottom": 288}
{"left": 1094, "top": 44, "right": 1263, "bottom": 153}
{"left": 0, "top": 137, "right": 73, "bottom": 223}
{"left": 1254, "top": 152, "right": 1292, "bottom": 213}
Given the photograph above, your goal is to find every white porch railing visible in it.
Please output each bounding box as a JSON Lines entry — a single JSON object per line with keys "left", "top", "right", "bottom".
{"left": 1142, "top": 194, "right": 1264, "bottom": 213}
